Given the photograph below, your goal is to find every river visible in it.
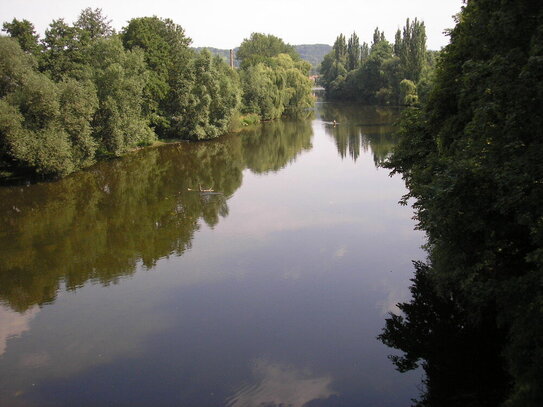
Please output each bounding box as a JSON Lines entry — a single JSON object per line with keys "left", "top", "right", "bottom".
{"left": 0, "top": 101, "right": 424, "bottom": 407}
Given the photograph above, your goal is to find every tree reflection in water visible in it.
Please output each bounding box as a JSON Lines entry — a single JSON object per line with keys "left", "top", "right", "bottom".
{"left": 0, "top": 118, "right": 313, "bottom": 313}
{"left": 378, "top": 262, "right": 511, "bottom": 407}
{"left": 319, "top": 103, "right": 399, "bottom": 165}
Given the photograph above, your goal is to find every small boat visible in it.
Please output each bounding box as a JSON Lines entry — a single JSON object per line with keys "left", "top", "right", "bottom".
{"left": 188, "top": 184, "right": 216, "bottom": 193}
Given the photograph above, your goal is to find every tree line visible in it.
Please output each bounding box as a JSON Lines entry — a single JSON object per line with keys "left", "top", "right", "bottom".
{"left": 319, "top": 18, "right": 436, "bottom": 106}
{"left": 379, "top": 1, "right": 543, "bottom": 406}
{"left": 0, "top": 9, "right": 313, "bottom": 178}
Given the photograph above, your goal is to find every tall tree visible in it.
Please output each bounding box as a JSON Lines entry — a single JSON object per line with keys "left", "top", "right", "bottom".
{"left": 40, "top": 18, "right": 80, "bottom": 79}
{"left": 122, "top": 16, "right": 192, "bottom": 134}
{"left": 236, "top": 33, "right": 298, "bottom": 68}
{"left": 372, "top": 28, "right": 383, "bottom": 49}
{"left": 399, "top": 18, "right": 427, "bottom": 82}
{"left": 88, "top": 37, "right": 155, "bottom": 154}
{"left": 238, "top": 33, "right": 312, "bottom": 121}
{"left": 393, "top": 28, "right": 402, "bottom": 56}
{"left": 382, "top": 1, "right": 543, "bottom": 406}
{"left": 40, "top": 9, "right": 116, "bottom": 80}
{"left": 360, "top": 41, "right": 369, "bottom": 64}
{"left": 74, "top": 8, "right": 114, "bottom": 42}
{"left": 2, "top": 18, "right": 41, "bottom": 56}
{"left": 240, "top": 52, "right": 312, "bottom": 120}
{"left": 170, "top": 50, "right": 241, "bottom": 140}
{"left": 347, "top": 32, "right": 360, "bottom": 71}
{"left": 333, "top": 34, "right": 347, "bottom": 64}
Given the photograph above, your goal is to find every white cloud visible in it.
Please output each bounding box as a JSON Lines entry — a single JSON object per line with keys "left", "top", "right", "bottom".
{"left": 226, "top": 358, "right": 336, "bottom": 407}
{"left": 0, "top": 306, "right": 39, "bottom": 356}
{"left": 377, "top": 277, "right": 412, "bottom": 316}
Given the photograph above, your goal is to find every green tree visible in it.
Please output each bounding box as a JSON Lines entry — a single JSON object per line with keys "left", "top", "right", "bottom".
{"left": 237, "top": 33, "right": 299, "bottom": 68}
{"left": 393, "top": 29, "right": 402, "bottom": 56}
{"left": 321, "top": 20, "right": 429, "bottom": 105}
{"left": 357, "top": 40, "right": 394, "bottom": 103}
{"left": 0, "top": 37, "right": 99, "bottom": 177}
{"left": 239, "top": 34, "right": 312, "bottom": 121}
{"left": 399, "top": 18, "right": 427, "bottom": 82}
{"left": 240, "top": 63, "right": 285, "bottom": 120}
{"left": 347, "top": 32, "right": 360, "bottom": 71}
{"left": 275, "top": 53, "right": 313, "bottom": 114}
{"left": 360, "top": 42, "right": 369, "bottom": 64}
{"left": 40, "top": 18, "right": 80, "bottom": 80}
{"left": 399, "top": 79, "right": 418, "bottom": 105}
{"left": 333, "top": 33, "right": 347, "bottom": 64}
{"left": 57, "top": 78, "right": 99, "bottom": 168}
{"left": 123, "top": 16, "right": 238, "bottom": 140}
{"left": 318, "top": 52, "right": 338, "bottom": 89}
{"left": 382, "top": 1, "right": 543, "bottom": 406}
{"left": 0, "top": 36, "right": 37, "bottom": 97}
{"left": 372, "top": 27, "right": 385, "bottom": 49}
{"left": 319, "top": 33, "right": 353, "bottom": 93}
{"left": 1, "top": 74, "right": 75, "bottom": 177}
{"left": 40, "top": 9, "right": 115, "bottom": 81}
{"left": 122, "top": 16, "right": 192, "bottom": 134}
{"left": 74, "top": 7, "right": 114, "bottom": 42}
{"left": 170, "top": 50, "right": 241, "bottom": 140}
{"left": 2, "top": 18, "right": 41, "bottom": 56}
{"left": 88, "top": 36, "right": 155, "bottom": 154}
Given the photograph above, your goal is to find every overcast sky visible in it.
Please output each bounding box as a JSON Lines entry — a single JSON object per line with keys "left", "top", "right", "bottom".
{"left": 2, "top": 0, "right": 464, "bottom": 50}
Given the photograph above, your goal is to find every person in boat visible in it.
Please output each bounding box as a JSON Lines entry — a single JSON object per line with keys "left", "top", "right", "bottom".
{"left": 188, "top": 184, "right": 214, "bottom": 192}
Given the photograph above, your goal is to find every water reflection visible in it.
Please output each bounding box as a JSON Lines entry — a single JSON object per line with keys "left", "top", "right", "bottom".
{"left": 319, "top": 103, "right": 399, "bottom": 165}
{"left": 242, "top": 119, "right": 313, "bottom": 174}
{"left": 0, "top": 119, "right": 313, "bottom": 313}
{"left": 379, "top": 262, "right": 511, "bottom": 407}
{"left": 226, "top": 359, "right": 336, "bottom": 407}
{"left": 0, "top": 306, "right": 39, "bottom": 356}
{"left": 0, "top": 103, "right": 420, "bottom": 407}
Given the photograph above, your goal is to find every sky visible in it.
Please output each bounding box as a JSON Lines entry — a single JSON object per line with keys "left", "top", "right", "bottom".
{"left": 2, "top": 0, "right": 464, "bottom": 50}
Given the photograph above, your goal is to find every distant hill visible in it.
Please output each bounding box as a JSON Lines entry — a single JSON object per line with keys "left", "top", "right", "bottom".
{"left": 294, "top": 44, "right": 332, "bottom": 71}
{"left": 194, "top": 44, "right": 332, "bottom": 73}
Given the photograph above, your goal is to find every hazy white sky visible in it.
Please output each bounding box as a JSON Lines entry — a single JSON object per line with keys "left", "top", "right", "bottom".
{"left": 2, "top": 0, "right": 464, "bottom": 50}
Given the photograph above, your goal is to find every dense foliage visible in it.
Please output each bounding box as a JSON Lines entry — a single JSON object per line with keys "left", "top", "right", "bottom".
{"left": 197, "top": 44, "right": 332, "bottom": 74}
{"left": 0, "top": 11, "right": 313, "bottom": 178}
{"left": 238, "top": 33, "right": 314, "bottom": 120}
{"left": 236, "top": 33, "right": 300, "bottom": 69}
{"left": 380, "top": 1, "right": 543, "bottom": 406}
{"left": 320, "top": 19, "right": 435, "bottom": 105}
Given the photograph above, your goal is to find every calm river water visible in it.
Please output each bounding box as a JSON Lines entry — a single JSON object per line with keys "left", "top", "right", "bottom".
{"left": 0, "top": 102, "right": 424, "bottom": 407}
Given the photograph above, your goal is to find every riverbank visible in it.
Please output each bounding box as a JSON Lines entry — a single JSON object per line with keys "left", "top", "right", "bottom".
{"left": 1, "top": 13, "right": 313, "bottom": 181}
{"left": 0, "top": 113, "right": 270, "bottom": 186}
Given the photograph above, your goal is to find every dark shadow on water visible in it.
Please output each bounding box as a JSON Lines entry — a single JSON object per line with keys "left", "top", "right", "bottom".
{"left": 378, "top": 261, "right": 512, "bottom": 407}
